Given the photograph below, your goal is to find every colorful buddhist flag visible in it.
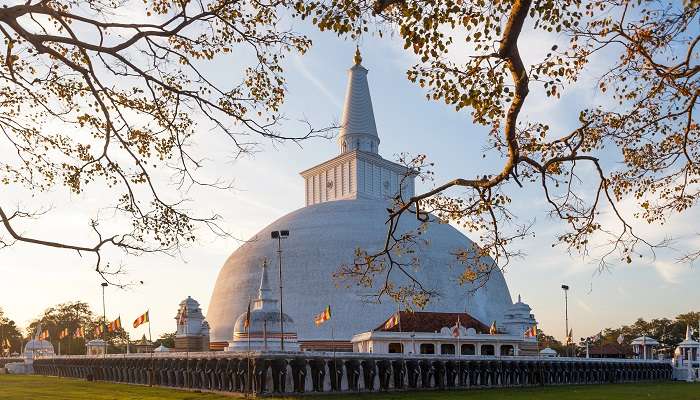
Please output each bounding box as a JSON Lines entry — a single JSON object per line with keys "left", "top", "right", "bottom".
{"left": 314, "top": 305, "right": 332, "bottom": 327}
{"left": 107, "top": 317, "right": 122, "bottom": 333}
{"left": 2, "top": 338, "right": 10, "bottom": 348}
{"left": 383, "top": 312, "right": 399, "bottom": 330}
{"left": 74, "top": 326, "right": 85, "bottom": 338}
{"left": 94, "top": 324, "right": 104, "bottom": 337}
{"left": 133, "top": 311, "right": 149, "bottom": 329}
{"left": 489, "top": 321, "right": 498, "bottom": 335}
{"left": 524, "top": 325, "right": 537, "bottom": 337}
{"left": 178, "top": 305, "right": 188, "bottom": 326}
{"left": 39, "top": 330, "right": 50, "bottom": 340}
{"left": 58, "top": 328, "right": 69, "bottom": 339}
{"left": 565, "top": 328, "right": 574, "bottom": 344}
{"left": 451, "top": 316, "right": 461, "bottom": 338}
{"left": 243, "top": 300, "right": 251, "bottom": 330}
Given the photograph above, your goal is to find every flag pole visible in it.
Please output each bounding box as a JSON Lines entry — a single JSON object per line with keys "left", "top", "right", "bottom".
{"left": 147, "top": 309, "right": 154, "bottom": 387}
{"left": 246, "top": 297, "right": 251, "bottom": 398}
{"left": 397, "top": 303, "right": 402, "bottom": 333}
{"left": 456, "top": 315, "right": 461, "bottom": 386}
{"left": 147, "top": 310, "right": 152, "bottom": 343}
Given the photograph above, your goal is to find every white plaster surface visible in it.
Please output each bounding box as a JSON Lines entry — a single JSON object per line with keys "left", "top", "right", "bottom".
{"left": 207, "top": 198, "right": 513, "bottom": 342}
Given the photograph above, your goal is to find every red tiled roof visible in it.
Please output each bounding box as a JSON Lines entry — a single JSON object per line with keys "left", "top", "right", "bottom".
{"left": 375, "top": 311, "right": 489, "bottom": 333}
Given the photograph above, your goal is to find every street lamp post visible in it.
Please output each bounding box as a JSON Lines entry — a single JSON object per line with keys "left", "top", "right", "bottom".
{"left": 271, "top": 230, "right": 289, "bottom": 351}
{"left": 561, "top": 284, "right": 569, "bottom": 356}
{"left": 101, "top": 283, "right": 108, "bottom": 343}
{"left": 101, "top": 282, "right": 108, "bottom": 357}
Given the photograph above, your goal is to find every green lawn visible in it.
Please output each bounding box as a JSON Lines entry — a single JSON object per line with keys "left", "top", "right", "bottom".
{"left": 0, "top": 375, "right": 698, "bottom": 399}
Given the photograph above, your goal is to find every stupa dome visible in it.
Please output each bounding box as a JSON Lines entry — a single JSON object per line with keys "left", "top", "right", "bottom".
{"left": 208, "top": 198, "right": 513, "bottom": 343}
{"left": 23, "top": 339, "right": 54, "bottom": 359}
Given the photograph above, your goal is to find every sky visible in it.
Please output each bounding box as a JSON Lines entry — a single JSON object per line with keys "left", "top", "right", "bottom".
{"left": 1, "top": 10, "right": 699, "bottom": 344}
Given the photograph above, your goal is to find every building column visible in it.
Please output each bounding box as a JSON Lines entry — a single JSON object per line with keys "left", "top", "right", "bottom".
{"left": 514, "top": 344, "right": 519, "bottom": 356}
{"left": 495, "top": 344, "right": 501, "bottom": 357}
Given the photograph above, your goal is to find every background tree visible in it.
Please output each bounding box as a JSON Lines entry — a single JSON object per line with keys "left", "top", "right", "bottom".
{"left": 537, "top": 329, "right": 566, "bottom": 355}
{"left": 297, "top": 0, "right": 700, "bottom": 307}
{"left": 0, "top": 0, "right": 331, "bottom": 283}
{"left": 581, "top": 311, "right": 698, "bottom": 357}
{"left": 27, "top": 301, "right": 99, "bottom": 355}
{"left": 0, "top": 307, "right": 23, "bottom": 356}
{"left": 154, "top": 331, "right": 176, "bottom": 349}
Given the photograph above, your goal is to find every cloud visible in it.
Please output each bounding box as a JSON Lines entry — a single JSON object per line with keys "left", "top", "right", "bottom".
{"left": 652, "top": 261, "right": 690, "bottom": 285}
{"left": 292, "top": 54, "right": 342, "bottom": 109}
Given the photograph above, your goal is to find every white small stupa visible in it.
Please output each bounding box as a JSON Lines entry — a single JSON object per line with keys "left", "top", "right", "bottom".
{"left": 23, "top": 324, "right": 54, "bottom": 360}
{"left": 675, "top": 325, "right": 699, "bottom": 364}
{"left": 174, "top": 296, "right": 210, "bottom": 352}
{"left": 226, "top": 260, "right": 299, "bottom": 352}
{"left": 501, "top": 295, "right": 538, "bottom": 339}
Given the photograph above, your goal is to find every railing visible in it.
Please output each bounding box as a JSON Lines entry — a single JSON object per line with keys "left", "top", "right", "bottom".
{"left": 0, "top": 357, "right": 23, "bottom": 368}
{"left": 30, "top": 351, "right": 672, "bottom": 394}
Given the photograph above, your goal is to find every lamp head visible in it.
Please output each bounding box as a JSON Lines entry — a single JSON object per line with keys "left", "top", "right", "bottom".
{"left": 101, "top": 283, "right": 108, "bottom": 287}
{"left": 561, "top": 284, "right": 569, "bottom": 291}
{"left": 271, "top": 230, "right": 290, "bottom": 239}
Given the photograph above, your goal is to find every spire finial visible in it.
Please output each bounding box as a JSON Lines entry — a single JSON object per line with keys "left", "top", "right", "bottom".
{"left": 354, "top": 46, "right": 362, "bottom": 65}
{"left": 518, "top": 294, "right": 521, "bottom": 303}
{"left": 258, "top": 258, "right": 271, "bottom": 299}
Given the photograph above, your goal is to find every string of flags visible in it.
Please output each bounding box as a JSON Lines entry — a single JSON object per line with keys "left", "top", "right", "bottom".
{"left": 31, "top": 310, "right": 152, "bottom": 341}
{"left": 58, "top": 328, "right": 69, "bottom": 339}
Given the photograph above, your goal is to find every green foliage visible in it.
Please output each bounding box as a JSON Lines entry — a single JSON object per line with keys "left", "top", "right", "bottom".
{"left": 295, "top": 0, "right": 700, "bottom": 308}
{"left": 537, "top": 329, "right": 566, "bottom": 355}
{"left": 154, "top": 331, "right": 176, "bottom": 349}
{"left": 27, "top": 301, "right": 100, "bottom": 355}
{"left": 595, "top": 311, "right": 700, "bottom": 356}
{"left": 0, "top": 307, "right": 22, "bottom": 356}
{"left": 0, "top": 0, "right": 327, "bottom": 278}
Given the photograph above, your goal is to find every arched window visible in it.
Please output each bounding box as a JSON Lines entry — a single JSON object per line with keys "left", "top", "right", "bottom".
{"left": 419, "top": 343, "right": 435, "bottom": 354}
{"left": 501, "top": 345, "right": 515, "bottom": 356}
{"left": 388, "top": 343, "right": 404, "bottom": 353}
{"left": 480, "top": 344, "right": 495, "bottom": 356}
{"left": 441, "top": 344, "right": 455, "bottom": 355}
{"left": 461, "top": 343, "right": 476, "bottom": 355}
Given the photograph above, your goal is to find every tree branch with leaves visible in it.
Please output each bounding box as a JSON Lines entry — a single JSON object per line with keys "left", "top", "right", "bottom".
{"left": 0, "top": 0, "right": 334, "bottom": 283}
{"left": 296, "top": 0, "right": 698, "bottom": 308}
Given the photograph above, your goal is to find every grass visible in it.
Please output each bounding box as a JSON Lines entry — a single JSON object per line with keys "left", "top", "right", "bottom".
{"left": 0, "top": 375, "right": 698, "bottom": 400}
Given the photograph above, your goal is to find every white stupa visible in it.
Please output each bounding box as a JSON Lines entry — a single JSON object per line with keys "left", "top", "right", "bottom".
{"left": 226, "top": 260, "right": 299, "bottom": 351}
{"left": 207, "top": 49, "right": 515, "bottom": 347}
{"left": 174, "top": 296, "right": 210, "bottom": 352}
{"left": 23, "top": 339, "right": 54, "bottom": 359}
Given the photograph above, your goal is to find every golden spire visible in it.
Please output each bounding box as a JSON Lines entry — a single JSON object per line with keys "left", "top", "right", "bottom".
{"left": 354, "top": 46, "right": 362, "bottom": 65}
